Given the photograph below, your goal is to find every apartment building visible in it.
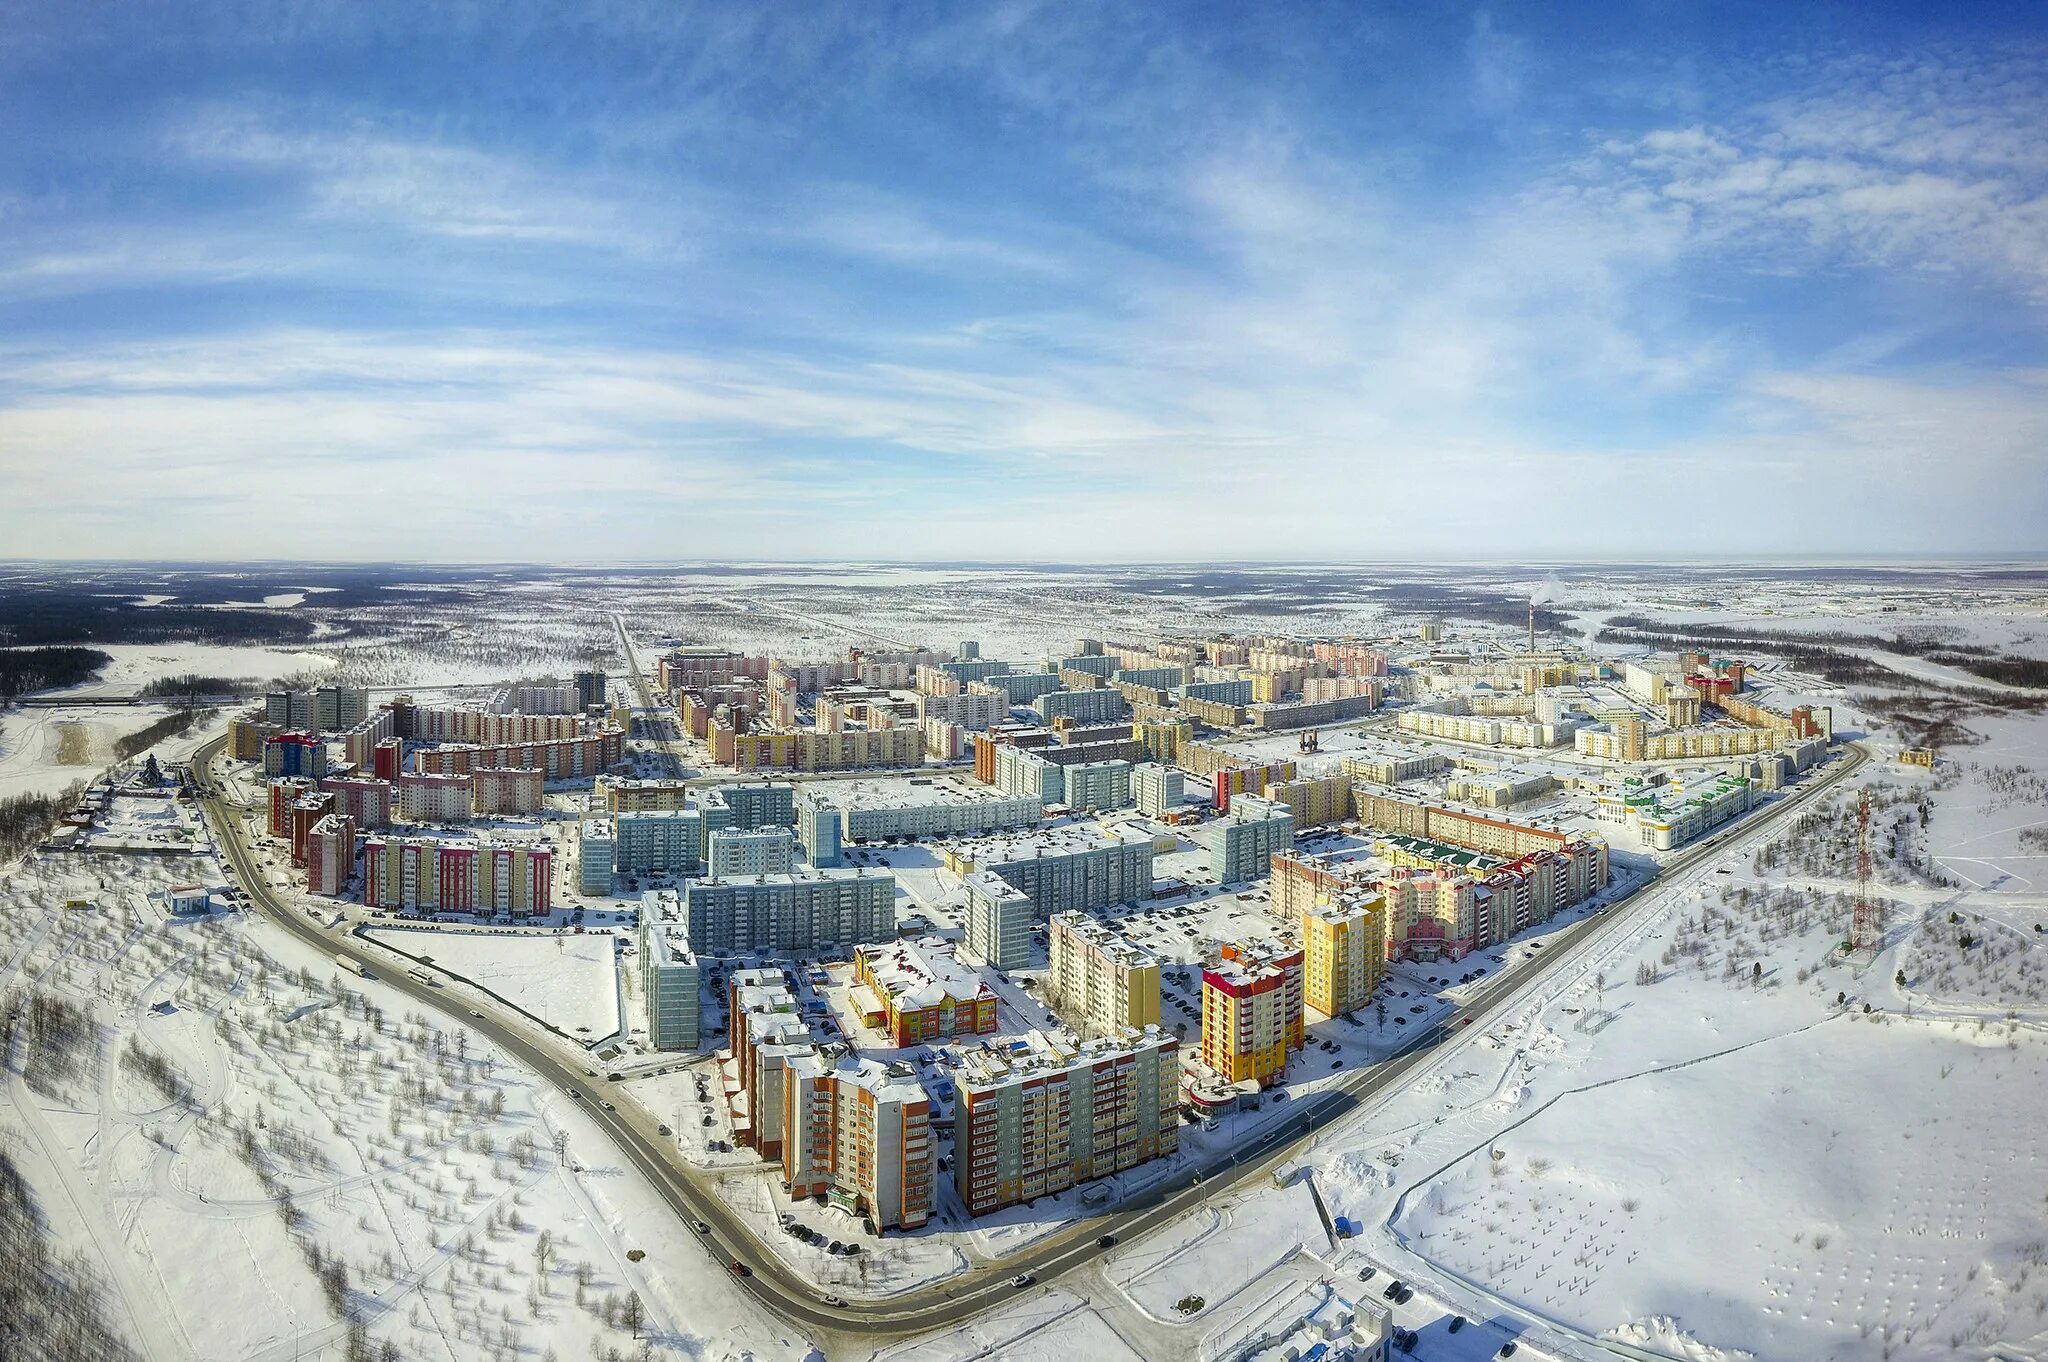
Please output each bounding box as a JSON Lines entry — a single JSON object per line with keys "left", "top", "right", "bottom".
{"left": 948, "top": 830, "right": 1157, "bottom": 917}
{"left": 1063, "top": 759, "right": 1134, "bottom": 811}
{"left": 1264, "top": 774, "right": 1352, "bottom": 829}
{"left": 1204, "top": 795, "right": 1296, "bottom": 883}
{"left": 305, "top": 813, "right": 356, "bottom": 895}
{"left": 1133, "top": 714, "right": 1193, "bottom": 765}
{"left": 954, "top": 1027, "right": 1179, "bottom": 1217}
{"left": 262, "top": 733, "right": 327, "bottom": 778}
{"left": 963, "top": 873, "right": 1035, "bottom": 971}
{"left": 340, "top": 708, "right": 398, "bottom": 769}
{"left": 472, "top": 766, "right": 544, "bottom": 816}
{"left": 601, "top": 777, "right": 696, "bottom": 813}
{"left": 682, "top": 871, "right": 896, "bottom": 955}
{"left": 412, "top": 729, "right": 623, "bottom": 780}
{"left": 265, "top": 686, "right": 370, "bottom": 732}
{"left": 851, "top": 938, "right": 998, "bottom": 1047}
{"left": 916, "top": 690, "right": 1011, "bottom": 731}
{"left": 577, "top": 816, "right": 617, "bottom": 893}
{"left": 1302, "top": 895, "right": 1384, "bottom": 1017}
{"left": 726, "top": 968, "right": 816, "bottom": 1158}
{"left": 1046, "top": 912, "right": 1161, "bottom": 1038}
{"left": 396, "top": 772, "right": 473, "bottom": 824}
{"left": 227, "top": 716, "right": 279, "bottom": 761}
{"left": 318, "top": 774, "right": 392, "bottom": 829}
{"left": 1031, "top": 687, "right": 1129, "bottom": 726}
{"left": 361, "top": 836, "right": 553, "bottom": 916}
{"left": 708, "top": 825, "right": 798, "bottom": 877}
{"left": 1133, "top": 762, "right": 1185, "bottom": 818}
{"left": 780, "top": 1053, "right": 932, "bottom": 1231}
{"left": 1200, "top": 941, "right": 1304, "bottom": 1088}
{"left": 639, "top": 890, "right": 701, "bottom": 1051}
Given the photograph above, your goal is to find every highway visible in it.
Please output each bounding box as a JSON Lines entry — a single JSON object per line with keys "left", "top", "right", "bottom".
{"left": 191, "top": 725, "right": 1866, "bottom": 1346}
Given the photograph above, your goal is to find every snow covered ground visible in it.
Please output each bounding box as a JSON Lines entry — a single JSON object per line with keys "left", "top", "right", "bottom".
{"left": 363, "top": 925, "right": 623, "bottom": 1041}
{"left": 0, "top": 849, "right": 806, "bottom": 1362}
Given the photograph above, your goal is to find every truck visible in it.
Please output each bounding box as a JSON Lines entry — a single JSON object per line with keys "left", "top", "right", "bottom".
{"left": 335, "top": 954, "right": 368, "bottom": 978}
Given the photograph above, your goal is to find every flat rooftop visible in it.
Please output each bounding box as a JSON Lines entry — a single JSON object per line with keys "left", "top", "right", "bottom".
{"left": 802, "top": 776, "right": 1023, "bottom": 811}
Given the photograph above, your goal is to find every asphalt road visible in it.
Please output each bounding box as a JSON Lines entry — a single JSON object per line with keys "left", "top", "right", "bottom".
{"left": 192, "top": 728, "right": 1866, "bottom": 1345}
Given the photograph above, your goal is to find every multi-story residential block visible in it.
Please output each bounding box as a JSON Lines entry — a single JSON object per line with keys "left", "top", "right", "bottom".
{"left": 372, "top": 735, "right": 403, "bottom": 782}
{"left": 1264, "top": 774, "right": 1352, "bottom": 828}
{"left": 396, "top": 771, "right": 473, "bottom": 824}
{"left": 412, "top": 729, "right": 623, "bottom": 780}
{"left": 1133, "top": 762, "right": 1185, "bottom": 818}
{"left": 963, "top": 873, "right": 1035, "bottom": 971}
{"left": 1200, "top": 941, "right": 1304, "bottom": 1088}
{"left": 1342, "top": 752, "right": 1452, "bottom": 785}
{"left": 577, "top": 815, "right": 616, "bottom": 893}
{"left": 718, "top": 781, "right": 799, "bottom": 829}
{"left": 796, "top": 785, "right": 1039, "bottom": 856}
{"left": 1132, "top": 714, "right": 1193, "bottom": 765}
{"left": 340, "top": 708, "right": 398, "bottom": 768}
{"left": 780, "top": 1051, "right": 932, "bottom": 1231}
{"left": 267, "top": 776, "right": 317, "bottom": 837}
{"left": 599, "top": 776, "right": 695, "bottom": 813}
{"left": 227, "top": 716, "right": 279, "bottom": 761}
{"left": 472, "top": 765, "right": 544, "bottom": 816}
{"left": 1302, "top": 896, "right": 1384, "bottom": 1018}
{"left": 683, "top": 871, "right": 896, "bottom": 955}
{"left": 1046, "top": 912, "right": 1160, "bottom": 1038}
{"left": 361, "top": 836, "right": 553, "bottom": 916}
{"left": 1063, "top": 759, "right": 1134, "bottom": 811}
{"left": 262, "top": 732, "right": 327, "bottom": 778}
{"left": 266, "top": 686, "right": 369, "bottom": 732}
{"left": 1031, "top": 687, "right": 1129, "bottom": 726}
{"left": 946, "top": 830, "right": 1156, "bottom": 917}
{"left": 305, "top": 813, "right": 356, "bottom": 895}
{"left": 721, "top": 724, "right": 925, "bottom": 773}
{"left": 289, "top": 791, "right": 336, "bottom": 865}
{"left": 1204, "top": 795, "right": 1296, "bottom": 883}
{"left": 612, "top": 809, "right": 704, "bottom": 876}
{"left": 851, "top": 938, "right": 997, "bottom": 1047}
{"left": 639, "top": 890, "right": 700, "bottom": 1051}
{"left": 992, "top": 743, "right": 1065, "bottom": 804}
{"left": 954, "top": 1026, "right": 1179, "bottom": 1217}
{"left": 319, "top": 774, "right": 392, "bottom": 829}
{"left": 916, "top": 690, "right": 1011, "bottom": 732}
{"left": 726, "top": 967, "right": 815, "bottom": 1157}
{"left": 708, "top": 825, "right": 798, "bottom": 877}
{"left": 572, "top": 669, "right": 608, "bottom": 711}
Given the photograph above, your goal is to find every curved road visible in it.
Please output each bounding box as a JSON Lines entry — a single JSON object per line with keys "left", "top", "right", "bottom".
{"left": 193, "top": 730, "right": 1866, "bottom": 1346}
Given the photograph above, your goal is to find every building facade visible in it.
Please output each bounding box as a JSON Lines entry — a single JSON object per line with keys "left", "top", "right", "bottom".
{"left": 1046, "top": 912, "right": 1162, "bottom": 1038}
{"left": 954, "top": 1027, "right": 1180, "bottom": 1217}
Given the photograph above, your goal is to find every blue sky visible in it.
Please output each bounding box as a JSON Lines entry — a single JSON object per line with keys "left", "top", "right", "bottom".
{"left": 1, "top": 1, "right": 2044, "bottom": 560}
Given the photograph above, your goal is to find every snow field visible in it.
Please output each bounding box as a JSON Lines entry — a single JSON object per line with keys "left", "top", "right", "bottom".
{"left": 0, "top": 848, "right": 803, "bottom": 1362}
{"left": 363, "top": 925, "right": 623, "bottom": 1040}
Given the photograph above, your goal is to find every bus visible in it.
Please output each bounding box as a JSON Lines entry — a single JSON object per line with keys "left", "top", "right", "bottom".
{"left": 335, "top": 954, "right": 367, "bottom": 978}
{"left": 407, "top": 967, "right": 436, "bottom": 988}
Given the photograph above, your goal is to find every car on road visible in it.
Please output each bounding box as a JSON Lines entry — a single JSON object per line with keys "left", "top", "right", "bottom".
{"left": 566, "top": 1088, "right": 581, "bottom": 1099}
{"left": 1009, "top": 1274, "right": 1034, "bottom": 1288}
{"left": 822, "top": 1294, "right": 846, "bottom": 1307}
{"left": 469, "top": 1010, "right": 483, "bottom": 1018}
{"left": 729, "top": 1260, "right": 751, "bottom": 1277}
{"left": 691, "top": 1220, "right": 710, "bottom": 1234}
{"left": 1096, "top": 1234, "right": 1116, "bottom": 1248}
{"left": 600, "top": 1101, "right": 615, "bottom": 1111}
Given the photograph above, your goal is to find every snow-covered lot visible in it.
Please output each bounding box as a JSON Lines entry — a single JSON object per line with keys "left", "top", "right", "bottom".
{"left": 0, "top": 851, "right": 803, "bottom": 1362}
{"left": 363, "top": 925, "right": 623, "bottom": 1041}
